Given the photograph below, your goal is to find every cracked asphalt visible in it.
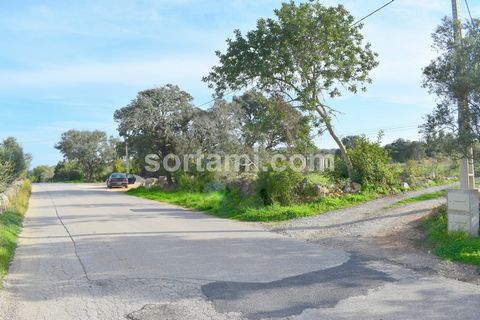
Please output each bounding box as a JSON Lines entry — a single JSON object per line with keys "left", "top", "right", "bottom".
{"left": 0, "top": 183, "right": 479, "bottom": 320}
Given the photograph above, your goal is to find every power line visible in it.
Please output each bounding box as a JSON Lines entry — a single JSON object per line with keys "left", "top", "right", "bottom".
{"left": 195, "top": 89, "right": 236, "bottom": 108}
{"left": 353, "top": 0, "right": 395, "bottom": 26}
{"left": 339, "top": 122, "right": 422, "bottom": 136}
{"left": 465, "top": 0, "right": 474, "bottom": 24}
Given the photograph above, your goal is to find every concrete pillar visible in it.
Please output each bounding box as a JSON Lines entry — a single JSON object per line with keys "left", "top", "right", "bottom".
{"left": 447, "top": 189, "right": 479, "bottom": 236}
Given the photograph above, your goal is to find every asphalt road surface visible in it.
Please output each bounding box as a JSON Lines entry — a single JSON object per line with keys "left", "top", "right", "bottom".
{"left": 0, "top": 183, "right": 479, "bottom": 320}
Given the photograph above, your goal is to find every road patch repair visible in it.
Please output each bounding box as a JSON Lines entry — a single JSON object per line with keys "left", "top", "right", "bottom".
{"left": 201, "top": 255, "right": 395, "bottom": 319}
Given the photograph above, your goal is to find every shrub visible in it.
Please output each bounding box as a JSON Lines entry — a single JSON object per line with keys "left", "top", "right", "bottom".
{"left": 175, "top": 169, "right": 216, "bottom": 192}
{"left": 111, "top": 159, "right": 127, "bottom": 173}
{"left": 53, "top": 160, "right": 83, "bottom": 182}
{"left": 400, "top": 160, "right": 421, "bottom": 188}
{"left": 256, "top": 165, "right": 304, "bottom": 206}
{"left": 30, "top": 165, "right": 55, "bottom": 183}
{"left": 335, "top": 136, "right": 399, "bottom": 188}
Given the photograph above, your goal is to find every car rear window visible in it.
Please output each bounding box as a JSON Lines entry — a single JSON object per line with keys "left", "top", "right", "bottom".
{"left": 111, "top": 173, "right": 126, "bottom": 178}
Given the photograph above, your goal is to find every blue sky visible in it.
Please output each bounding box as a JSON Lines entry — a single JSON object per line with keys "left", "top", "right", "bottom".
{"left": 0, "top": 0, "right": 479, "bottom": 167}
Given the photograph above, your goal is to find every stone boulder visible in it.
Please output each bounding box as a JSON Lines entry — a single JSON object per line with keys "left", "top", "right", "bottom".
{"left": 313, "top": 184, "right": 330, "bottom": 197}
{"left": 155, "top": 176, "right": 168, "bottom": 188}
{"left": 351, "top": 182, "right": 362, "bottom": 193}
{"left": 144, "top": 178, "right": 158, "bottom": 189}
{"left": 344, "top": 182, "right": 362, "bottom": 194}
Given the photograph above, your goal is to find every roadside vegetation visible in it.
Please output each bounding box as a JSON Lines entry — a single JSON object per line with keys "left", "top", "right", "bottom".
{"left": 0, "top": 137, "right": 32, "bottom": 280}
{"left": 0, "top": 137, "right": 30, "bottom": 193}
{"left": 128, "top": 185, "right": 378, "bottom": 222}
{"left": 0, "top": 180, "right": 31, "bottom": 279}
{"left": 421, "top": 205, "right": 480, "bottom": 266}
{"left": 123, "top": 2, "right": 461, "bottom": 222}
{"left": 127, "top": 133, "right": 458, "bottom": 222}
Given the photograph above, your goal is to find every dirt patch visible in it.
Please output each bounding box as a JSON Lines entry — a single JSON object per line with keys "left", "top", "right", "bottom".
{"left": 373, "top": 213, "right": 480, "bottom": 285}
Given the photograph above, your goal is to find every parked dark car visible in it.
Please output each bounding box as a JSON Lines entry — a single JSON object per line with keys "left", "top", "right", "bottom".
{"left": 127, "top": 174, "right": 136, "bottom": 184}
{"left": 106, "top": 173, "right": 128, "bottom": 188}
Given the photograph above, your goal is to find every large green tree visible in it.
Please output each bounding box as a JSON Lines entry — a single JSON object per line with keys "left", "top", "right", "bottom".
{"left": 0, "top": 137, "right": 28, "bottom": 178}
{"left": 384, "top": 139, "right": 426, "bottom": 163}
{"left": 234, "top": 91, "right": 314, "bottom": 153}
{"left": 422, "top": 18, "right": 480, "bottom": 151}
{"left": 189, "top": 99, "right": 243, "bottom": 154}
{"left": 114, "top": 84, "right": 197, "bottom": 179}
{"left": 55, "top": 130, "right": 116, "bottom": 182}
{"left": 203, "top": 1, "right": 378, "bottom": 179}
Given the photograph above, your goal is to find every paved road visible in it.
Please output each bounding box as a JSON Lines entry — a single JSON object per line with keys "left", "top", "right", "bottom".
{"left": 0, "top": 183, "right": 479, "bottom": 320}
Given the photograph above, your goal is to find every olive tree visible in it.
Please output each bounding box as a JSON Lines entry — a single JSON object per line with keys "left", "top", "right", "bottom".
{"left": 114, "top": 84, "right": 197, "bottom": 179}
{"left": 203, "top": 1, "right": 378, "bottom": 179}
{"left": 55, "top": 130, "right": 116, "bottom": 182}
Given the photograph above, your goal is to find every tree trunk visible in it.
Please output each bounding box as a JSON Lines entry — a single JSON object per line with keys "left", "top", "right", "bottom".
{"left": 315, "top": 106, "right": 353, "bottom": 180}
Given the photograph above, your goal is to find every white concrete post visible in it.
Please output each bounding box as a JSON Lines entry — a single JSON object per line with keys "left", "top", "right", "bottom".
{"left": 447, "top": 189, "right": 479, "bottom": 236}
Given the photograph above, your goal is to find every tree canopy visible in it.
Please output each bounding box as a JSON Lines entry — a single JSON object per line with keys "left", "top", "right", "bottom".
{"left": 203, "top": 1, "right": 378, "bottom": 179}
{"left": 114, "top": 84, "right": 197, "bottom": 178}
{"left": 422, "top": 17, "right": 480, "bottom": 152}
{"left": 114, "top": 85, "right": 315, "bottom": 177}
{"left": 55, "top": 130, "right": 116, "bottom": 182}
{"left": 0, "top": 137, "right": 29, "bottom": 191}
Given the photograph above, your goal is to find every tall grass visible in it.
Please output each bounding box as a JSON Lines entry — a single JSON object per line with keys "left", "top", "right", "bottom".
{"left": 0, "top": 180, "right": 31, "bottom": 279}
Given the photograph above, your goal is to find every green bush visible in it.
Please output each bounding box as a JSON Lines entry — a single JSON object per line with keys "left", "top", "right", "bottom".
{"left": 53, "top": 160, "right": 83, "bottom": 182}
{"left": 335, "top": 136, "right": 399, "bottom": 189}
{"left": 400, "top": 160, "right": 421, "bottom": 188}
{"left": 30, "top": 165, "right": 55, "bottom": 182}
{"left": 175, "top": 169, "right": 216, "bottom": 193}
{"left": 256, "top": 165, "right": 304, "bottom": 206}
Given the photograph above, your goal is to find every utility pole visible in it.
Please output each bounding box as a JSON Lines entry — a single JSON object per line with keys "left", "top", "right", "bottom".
{"left": 452, "top": 0, "right": 475, "bottom": 189}
{"left": 447, "top": 0, "right": 478, "bottom": 237}
{"left": 125, "top": 141, "right": 130, "bottom": 174}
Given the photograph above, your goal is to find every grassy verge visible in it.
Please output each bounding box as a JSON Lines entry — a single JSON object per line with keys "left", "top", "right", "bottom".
{"left": 421, "top": 205, "right": 480, "bottom": 266}
{"left": 0, "top": 180, "right": 31, "bottom": 279}
{"left": 386, "top": 190, "right": 447, "bottom": 208}
{"left": 127, "top": 187, "right": 379, "bottom": 222}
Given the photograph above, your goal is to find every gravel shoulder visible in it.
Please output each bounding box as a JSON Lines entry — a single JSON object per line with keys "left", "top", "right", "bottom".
{"left": 262, "top": 183, "right": 480, "bottom": 285}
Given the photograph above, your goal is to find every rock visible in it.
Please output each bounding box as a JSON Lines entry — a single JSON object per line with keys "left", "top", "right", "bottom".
{"left": 313, "top": 184, "right": 329, "bottom": 196}
{"left": 144, "top": 178, "right": 158, "bottom": 189}
{"left": 403, "top": 182, "right": 410, "bottom": 190}
{"left": 156, "top": 176, "right": 168, "bottom": 188}
{"left": 351, "top": 182, "right": 362, "bottom": 193}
